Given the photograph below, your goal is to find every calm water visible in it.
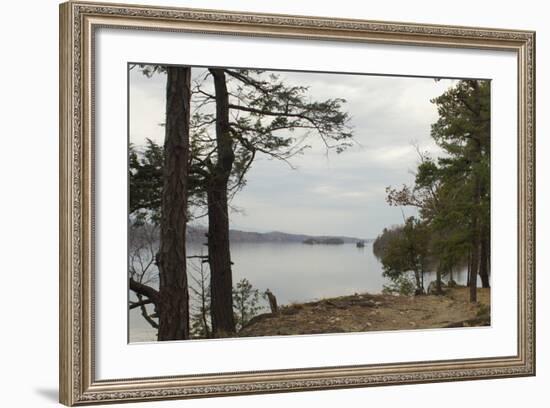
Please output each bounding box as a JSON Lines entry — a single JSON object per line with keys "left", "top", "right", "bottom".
{"left": 228, "top": 241, "right": 388, "bottom": 304}
{"left": 129, "top": 241, "right": 471, "bottom": 342}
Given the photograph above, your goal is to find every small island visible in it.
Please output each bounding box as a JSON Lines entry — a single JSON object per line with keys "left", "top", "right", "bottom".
{"left": 302, "top": 237, "right": 345, "bottom": 245}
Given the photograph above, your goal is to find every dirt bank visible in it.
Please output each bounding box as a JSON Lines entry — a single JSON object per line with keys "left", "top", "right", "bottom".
{"left": 239, "top": 286, "right": 490, "bottom": 337}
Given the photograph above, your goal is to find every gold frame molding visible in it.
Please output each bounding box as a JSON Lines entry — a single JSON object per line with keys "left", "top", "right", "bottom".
{"left": 59, "top": 1, "right": 536, "bottom": 405}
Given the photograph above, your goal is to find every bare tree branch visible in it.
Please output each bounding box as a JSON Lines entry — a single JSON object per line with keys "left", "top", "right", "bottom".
{"left": 129, "top": 278, "right": 159, "bottom": 304}
{"left": 129, "top": 298, "right": 154, "bottom": 310}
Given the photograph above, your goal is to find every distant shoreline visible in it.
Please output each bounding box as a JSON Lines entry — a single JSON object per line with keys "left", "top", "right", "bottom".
{"left": 187, "top": 224, "right": 372, "bottom": 245}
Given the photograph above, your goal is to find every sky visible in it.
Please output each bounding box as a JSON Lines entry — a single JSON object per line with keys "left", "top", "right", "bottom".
{"left": 129, "top": 66, "right": 458, "bottom": 239}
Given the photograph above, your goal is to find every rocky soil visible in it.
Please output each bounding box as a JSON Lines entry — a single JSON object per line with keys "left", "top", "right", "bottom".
{"left": 239, "top": 286, "right": 490, "bottom": 337}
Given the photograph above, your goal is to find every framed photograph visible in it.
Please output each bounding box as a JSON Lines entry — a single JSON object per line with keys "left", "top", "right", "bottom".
{"left": 59, "top": 1, "right": 536, "bottom": 405}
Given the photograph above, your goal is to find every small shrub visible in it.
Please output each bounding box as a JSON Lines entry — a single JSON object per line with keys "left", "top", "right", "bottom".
{"left": 233, "top": 278, "right": 265, "bottom": 331}
{"left": 382, "top": 274, "right": 416, "bottom": 296}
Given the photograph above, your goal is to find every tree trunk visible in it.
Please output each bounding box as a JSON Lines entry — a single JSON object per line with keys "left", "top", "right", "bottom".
{"left": 435, "top": 264, "right": 442, "bottom": 294}
{"left": 266, "top": 290, "right": 278, "bottom": 314}
{"left": 468, "top": 112, "right": 483, "bottom": 303}
{"left": 469, "top": 176, "right": 481, "bottom": 303}
{"left": 208, "top": 68, "right": 236, "bottom": 337}
{"left": 469, "top": 238, "right": 479, "bottom": 303}
{"left": 479, "top": 227, "right": 490, "bottom": 288}
{"left": 466, "top": 250, "right": 471, "bottom": 287}
{"left": 157, "top": 66, "right": 191, "bottom": 341}
{"left": 413, "top": 269, "right": 422, "bottom": 294}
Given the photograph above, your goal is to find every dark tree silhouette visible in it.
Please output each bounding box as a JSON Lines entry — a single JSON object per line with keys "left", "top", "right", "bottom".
{"left": 129, "top": 66, "right": 353, "bottom": 337}
{"left": 129, "top": 66, "right": 192, "bottom": 340}
{"left": 383, "top": 80, "right": 490, "bottom": 303}
{"left": 206, "top": 68, "right": 236, "bottom": 336}
{"left": 194, "top": 69, "right": 353, "bottom": 336}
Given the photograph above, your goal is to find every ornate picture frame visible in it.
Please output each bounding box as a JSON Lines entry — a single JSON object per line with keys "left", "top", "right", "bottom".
{"left": 59, "top": 1, "right": 535, "bottom": 405}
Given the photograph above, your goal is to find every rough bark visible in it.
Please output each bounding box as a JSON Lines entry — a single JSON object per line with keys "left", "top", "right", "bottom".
{"left": 208, "top": 68, "right": 236, "bottom": 337}
{"left": 157, "top": 66, "right": 191, "bottom": 341}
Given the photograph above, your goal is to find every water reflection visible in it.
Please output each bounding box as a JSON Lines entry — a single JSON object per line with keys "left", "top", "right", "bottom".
{"left": 225, "top": 241, "right": 386, "bottom": 305}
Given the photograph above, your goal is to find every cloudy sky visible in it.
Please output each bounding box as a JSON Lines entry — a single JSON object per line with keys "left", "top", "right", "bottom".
{"left": 129, "top": 66, "right": 457, "bottom": 239}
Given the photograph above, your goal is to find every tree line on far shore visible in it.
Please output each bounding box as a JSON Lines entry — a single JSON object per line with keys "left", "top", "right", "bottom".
{"left": 373, "top": 80, "right": 490, "bottom": 302}
{"left": 129, "top": 65, "right": 353, "bottom": 340}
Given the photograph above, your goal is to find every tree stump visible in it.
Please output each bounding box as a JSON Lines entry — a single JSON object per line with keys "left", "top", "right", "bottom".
{"left": 265, "top": 289, "right": 278, "bottom": 314}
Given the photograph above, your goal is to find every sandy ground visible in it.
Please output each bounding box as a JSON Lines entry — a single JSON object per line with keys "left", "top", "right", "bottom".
{"left": 239, "top": 286, "right": 490, "bottom": 337}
